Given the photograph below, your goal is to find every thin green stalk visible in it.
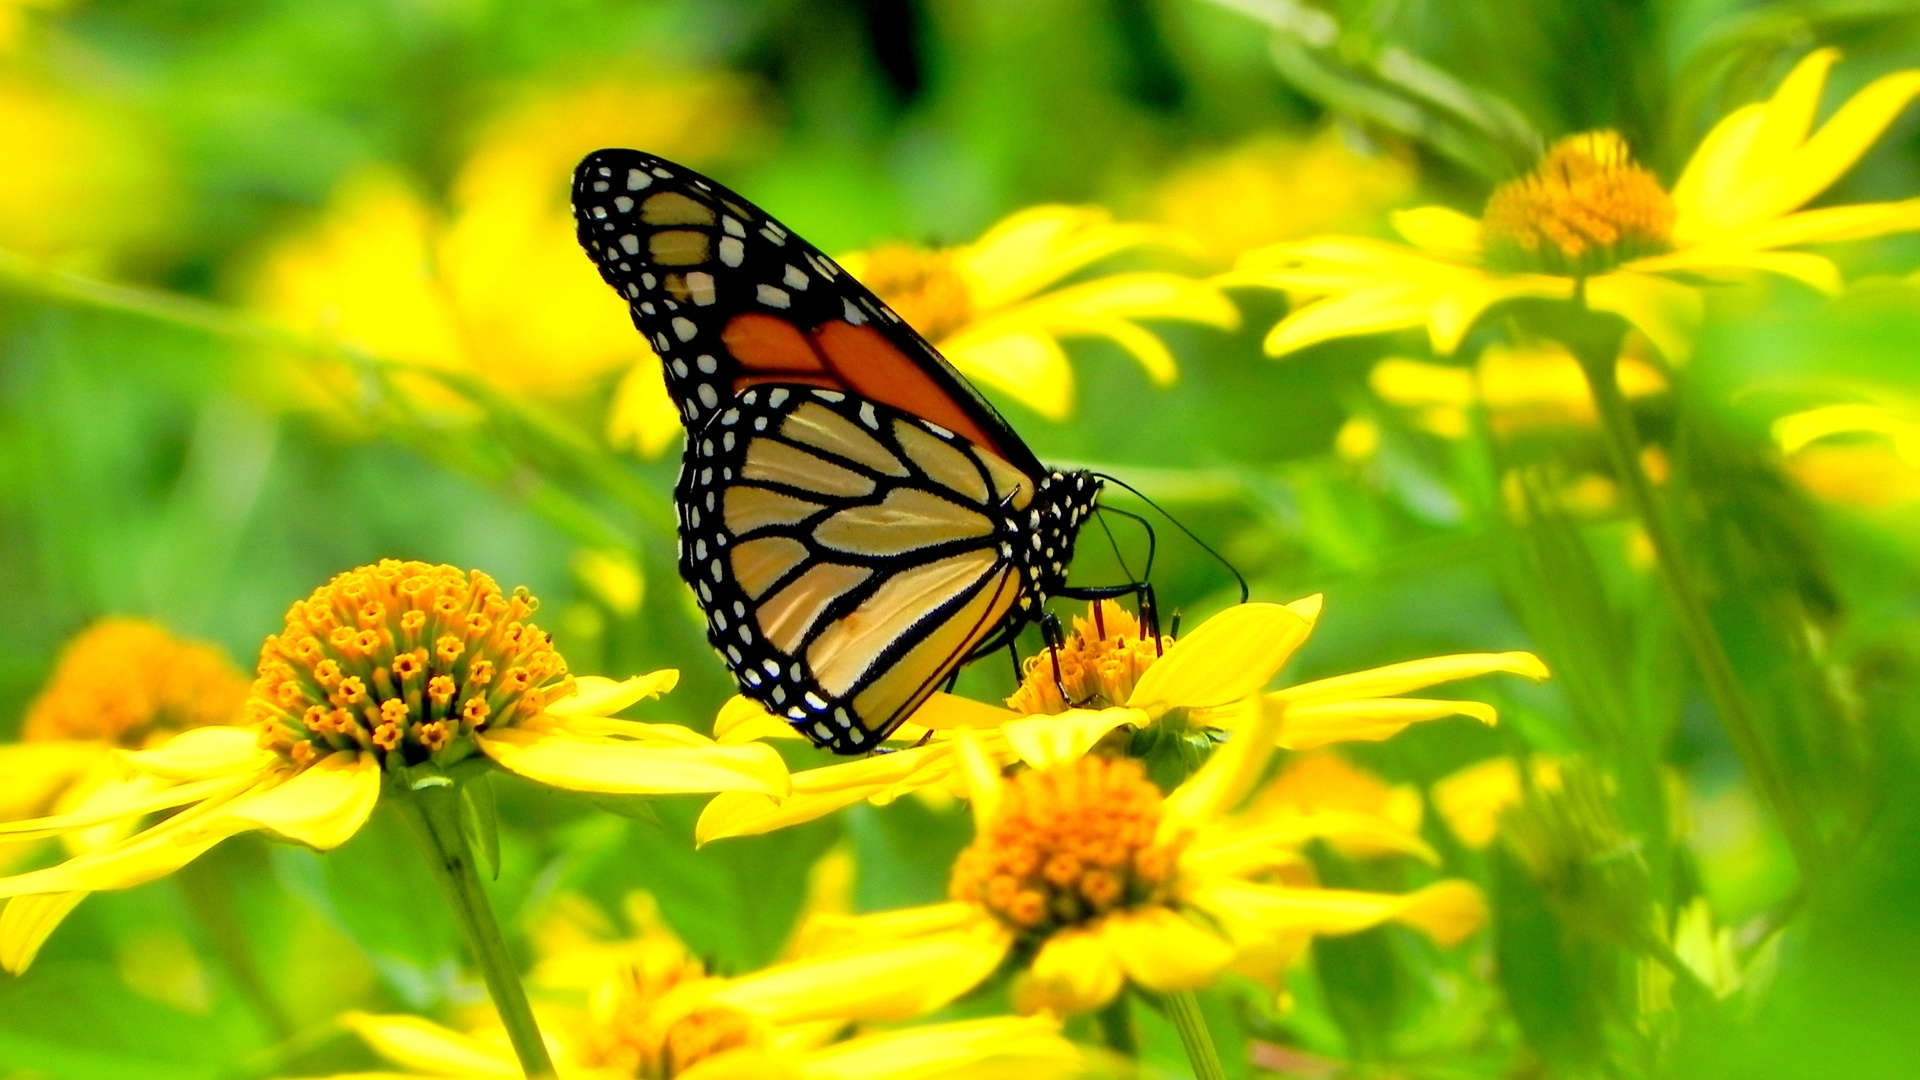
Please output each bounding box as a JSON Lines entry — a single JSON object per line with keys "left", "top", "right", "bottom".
{"left": 1559, "top": 302, "right": 1825, "bottom": 876}
{"left": 1161, "top": 989, "right": 1227, "bottom": 1080}
{"left": 395, "top": 782, "right": 555, "bottom": 1079}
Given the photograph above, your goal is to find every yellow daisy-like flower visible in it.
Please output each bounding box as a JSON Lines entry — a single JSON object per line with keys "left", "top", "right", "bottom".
{"left": 0, "top": 560, "right": 787, "bottom": 973}
{"left": 2, "top": 617, "right": 249, "bottom": 824}
{"left": 698, "top": 596, "right": 1545, "bottom": 845}
{"left": 298, "top": 916, "right": 1098, "bottom": 1080}
{"left": 254, "top": 76, "right": 756, "bottom": 418}
{"left": 714, "top": 712, "right": 1486, "bottom": 1020}
{"left": 612, "top": 206, "right": 1237, "bottom": 451}
{"left": 1771, "top": 401, "right": 1920, "bottom": 506}
{"left": 1366, "top": 337, "right": 1669, "bottom": 441}
{"left": 1228, "top": 50, "right": 1920, "bottom": 363}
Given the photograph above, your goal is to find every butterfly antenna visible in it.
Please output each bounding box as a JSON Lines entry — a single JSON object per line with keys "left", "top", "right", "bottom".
{"left": 1095, "top": 505, "right": 1157, "bottom": 584}
{"left": 1092, "top": 473, "right": 1249, "bottom": 604}
{"left": 1093, "top": 507, "right": 1138, "bottom": 583}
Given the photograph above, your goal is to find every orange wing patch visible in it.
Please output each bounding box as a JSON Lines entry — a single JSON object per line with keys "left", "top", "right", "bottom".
{"left": 718, "top": 315, "right": 1007, "bottom": 459}
{"left": 811, "top": 322, "right": 1005, "bottom": 457}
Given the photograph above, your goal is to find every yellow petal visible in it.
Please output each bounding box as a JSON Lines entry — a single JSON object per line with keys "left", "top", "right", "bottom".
{"left": 544, "top": 670, "right": 678, "bottom": 718}
{"left": 1741, "top": 66, "right": 1920, "bottom": 226}
{"left": 797, "top": 902, "right": 988, "bottom": 951}
{"left": 217, "top": 751, "right": 380, "bottom": 850}
{"left": 0, "top": 892, "right": 87, "bottom": 973}
{"left": 1586, "top": 269, "right": 1704, "bottom": 363}
{"left": 1275, "top": 651, "right": 1548, "bottom": 706}
{"left": 1277, "top": 698, "right": 1497, "bottom": 750}
{"left": 954, "top": 730, "right": 1005, "bottom": 830}
{"left": 0, "top": 794, "right": 242, "bottom": 896}
{"left": 607, "top": 357, "right": 685, "bottom": 459}
{"left": 679, "top": 1047, "right": 799, "bottom": 1080}
{"left": 1188, "top": 879, "right": 1485, "bottom": 945}
{"left": 1185, "top": 812, "right": 1436, "bottom": 873}
{"left": 1624, "top": 247, "right": 1841, "bottom": 295}
{"left": 120, "top": 726, "right": 277, "bottom": 780}
{"left": 1711, "top": 199, "right": 1920, "bottom": 250}
{"left": 1128, "top": 603, "right": 1313, "bottom": 715}
{"left": 477, "top": 727, "right": 789, "bottom": 796}
{"left": 1102, "top": 906, "right": 1234, "bottom": 992}
{"left": 1428, "top": 274, "right": 1575, "bottom": 353}
{"left": 943, "top": 329, "right": 1075, "bottom": 420}
{"left": 1161, "top": 696, "right": 1285, "bottom": 836}
{"left": 1386, "top": 880, "right": 1489, "bottom": 946}
{"left": 0, "top": 773, "right": 253, "bottom": 841}
{"left": 798, "top": 1016, "right": 1083, "bottom": 1080}
{"left": 957, "top": 205, "right": 1172, "bottom": 310}
{"left": 697, "top": 745, "right": 958, "bottom": 843}
{"left": 340, "top": 1011, "right": 521, "bottom": 1077}
{"left": 713, "top": 915, "right": 1012, "bottom": 1024}
{"left": 0, "top": 743, "right": 109, "bottom": 820}
{"left": 1391, "top": 206, "right": 1483, "bottom": 260}
{"left": 1013, "top": 926, "right": 1126, "bottom": 1014}
{"left": 1000, "top": 709, "right": 1140, "bottom": 770}
{"left": 911, "top": 693, "right": 1021, "bottom": 731}
{"left": 714, "top": 695, "right": 805, "bottom": 744}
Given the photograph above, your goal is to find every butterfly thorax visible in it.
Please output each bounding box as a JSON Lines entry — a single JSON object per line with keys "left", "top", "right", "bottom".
{"left": 1012, "top": 470, "right": 1101, "bottom": 617}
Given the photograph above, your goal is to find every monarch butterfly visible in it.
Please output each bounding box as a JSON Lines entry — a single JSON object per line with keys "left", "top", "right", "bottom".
{"left": 571, "top": 149, "right": 1113, "bottom": 754}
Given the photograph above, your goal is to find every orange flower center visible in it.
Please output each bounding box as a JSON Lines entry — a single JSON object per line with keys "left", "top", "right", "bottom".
{"left": 1005, "top": 600, "right": 1172, "bottom": 715}
{"left": 950, "top": 756, "right": 1181, "bottom": 936}
{"left": 584, "top": 960, "right": 762, "bottom": 1079}
{"left": 246, "top": 559, "right": 570, "bottom": 769}
{"left": 1481, "top": 131, "right": 1674, "bottom": 276}
{"left": 853, "top": 243, "right": 973, "bottom": 341}
{"left": 24, "top": 618, "right": 250, "bottom": 746}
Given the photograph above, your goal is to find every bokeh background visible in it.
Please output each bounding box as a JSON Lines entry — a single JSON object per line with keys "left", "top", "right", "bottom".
{"left": 5, "top": 0, "right": 1920, "bottom": 1077}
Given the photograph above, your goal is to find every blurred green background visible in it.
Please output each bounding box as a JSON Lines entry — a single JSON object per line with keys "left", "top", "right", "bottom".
{"left": 6, "top": 0, "right": 1920, "bottom": 1077}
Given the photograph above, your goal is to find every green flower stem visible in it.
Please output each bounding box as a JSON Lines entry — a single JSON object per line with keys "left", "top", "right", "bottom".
{"left": 1559, "top": 301, "right": 1825, "bottom": 876}
{"left": 396, "top": 780, "right": 557, "bottom": 1080}
{"left": 1161, "top": 989, "right": 1227, "bottom": 1080}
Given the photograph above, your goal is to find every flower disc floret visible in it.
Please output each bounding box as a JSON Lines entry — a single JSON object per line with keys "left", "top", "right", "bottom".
{"left": 1005, "top": 600, "right": 1172, "bottom": 715}
{"left": 24, "top": 619, "right": 250, "bottom": 745}
{"left": 583, "top": 958, "right": 763, "bottom": 1080}
{"left": 855, "top": 243, "right": 974, "bottom": 341}
{"left": 950, "top": 756, "right": 1181, "bottom": 936}
{"left": 1482, "top": 131, "right": 1675, "bottom": 276}
{"left": 247, "top": 559, "right": 572, "bottom": 769}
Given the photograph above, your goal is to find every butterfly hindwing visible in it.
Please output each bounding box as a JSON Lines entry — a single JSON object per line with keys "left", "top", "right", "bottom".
{"left": 678, "top": 384, "right": 1097, "bottom": 752}
{"left": 571, "top": 149, "right": 1040, "bottom": 475}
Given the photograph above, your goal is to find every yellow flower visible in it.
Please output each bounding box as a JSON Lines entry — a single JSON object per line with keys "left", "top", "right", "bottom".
{"left": 1153, "top": 128, "right": 1416, "bottom": 264}
{"left": 303, "top": 913, "right": 1099, "bottom": 1080}
{"left": 0, "top": 73, "right": 171, "bottom": 263}
{"left": 847, "top": 209, "right": 1237, "bottom": 420}
{"left": 698, "top": 597, "right": 1547, "bottom": 843}
{"left": 1431, "top": 755, "right": 1564, "bottom": 849}
{"left": 719, "top": 715, "right": 1487, "bottom": 1019}
{"left": 253, "top": 76, "right": 757, "bottom": 415}
{"left": 1228, "top": 51, "right": 1920, "bottom": 363}
{"left": 1367, "top": 337, "right": 1668, "bottom": 440}
{"left": 0, "top": 560, "right": 787, "bottom": 973}
{"left": 1772, "top": 401, "right": 1920, "bottom": 506}
{"left": 0, "top": 619, "right": 250, "bottom": 970}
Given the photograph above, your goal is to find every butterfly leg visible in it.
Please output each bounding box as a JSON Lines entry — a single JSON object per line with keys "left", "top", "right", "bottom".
{"left": 1040, "top": 613, "right": 1070, "bottom": 704}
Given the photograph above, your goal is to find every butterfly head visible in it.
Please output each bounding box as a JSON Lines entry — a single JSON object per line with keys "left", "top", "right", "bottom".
{"left": 1014, "top": 470, "right": 1102, "bottom": 615}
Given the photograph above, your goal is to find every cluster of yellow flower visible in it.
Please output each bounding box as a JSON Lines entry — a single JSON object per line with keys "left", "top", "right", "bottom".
{"left": 0, "top": 565, "right": 1543, "bottom": 1080}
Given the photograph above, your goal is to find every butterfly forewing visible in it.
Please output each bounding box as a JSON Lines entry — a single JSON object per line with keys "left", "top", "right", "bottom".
{"left": 571, "top": 149, "right": 1103, "bottom": 752}
{"left": 571, "top": 150, "right": 1041, "bottom": 476}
